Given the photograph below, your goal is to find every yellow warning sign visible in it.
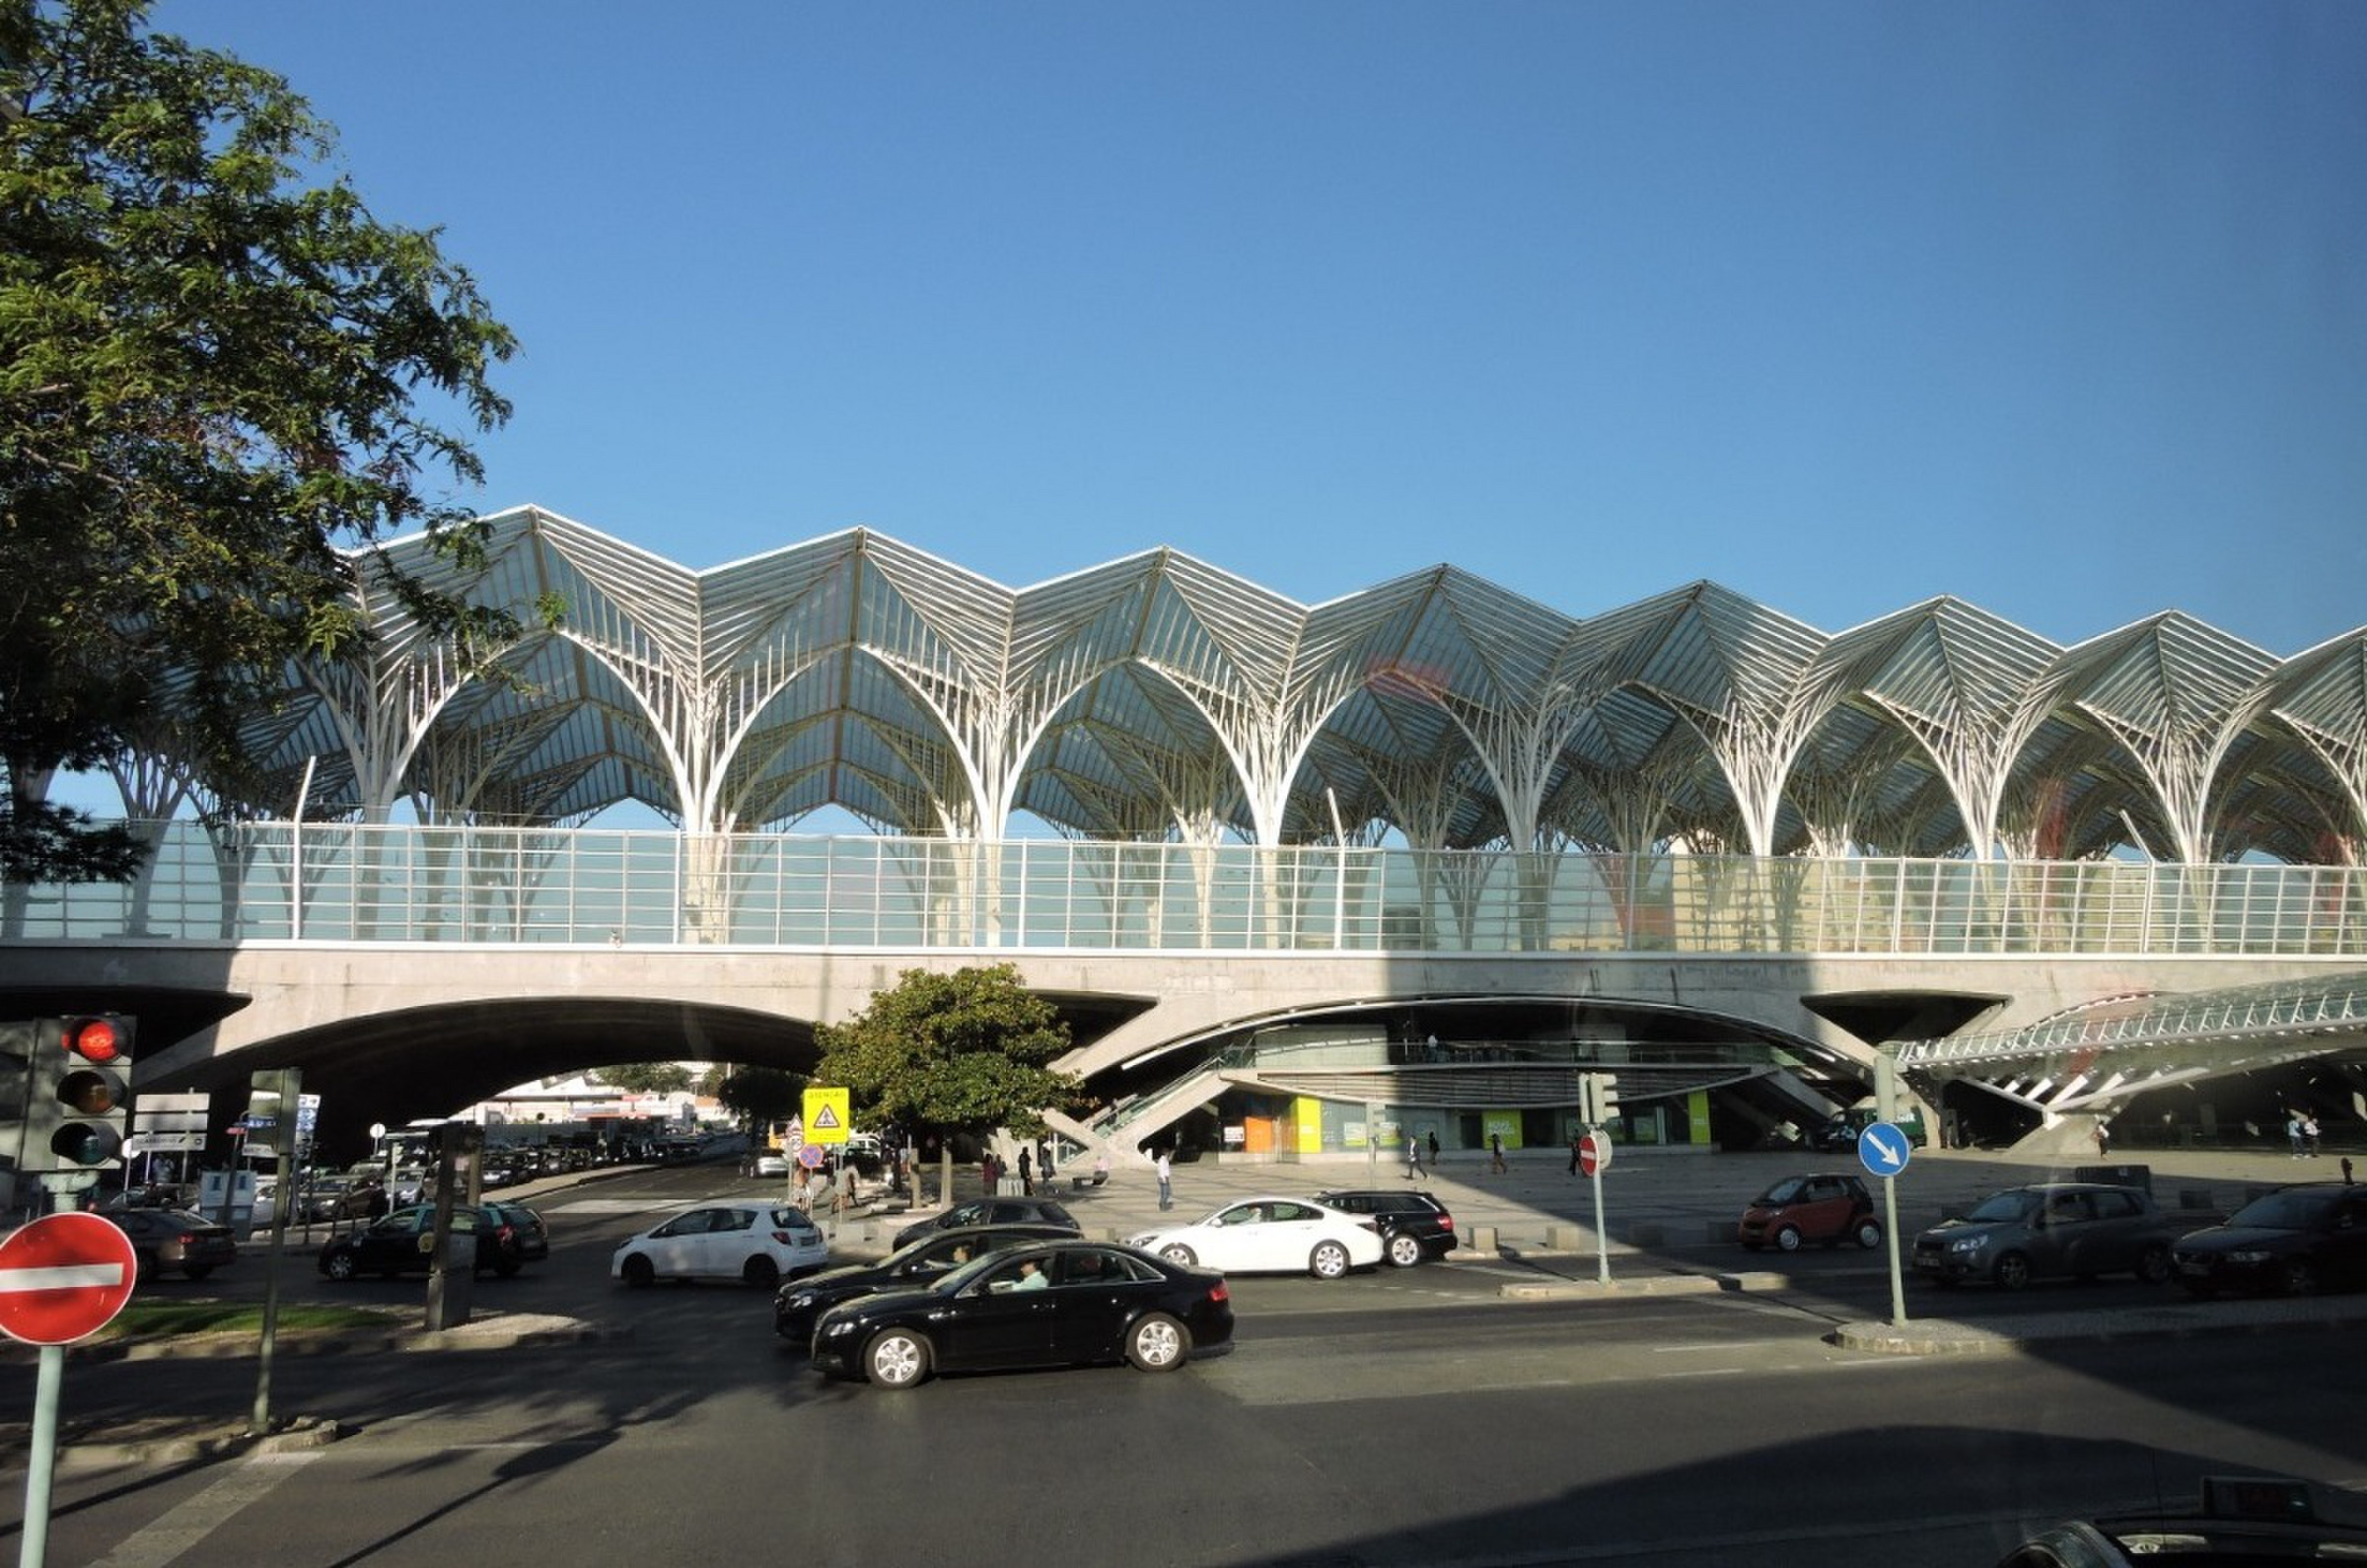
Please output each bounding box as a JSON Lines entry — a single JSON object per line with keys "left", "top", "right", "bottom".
{"left": 801, "top": 1087, "right": 850, "bottom": 1144}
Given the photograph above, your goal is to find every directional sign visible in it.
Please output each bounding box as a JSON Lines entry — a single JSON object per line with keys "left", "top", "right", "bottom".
{"left": 1858, "top": 1121, "right": 1913, "bottom": 1178}
{"left": 0, "top": 1212, "right": 139, "bottom": 1346}
{"left": 1578, "top": 1132, "right": 1611, "bottom": 1177}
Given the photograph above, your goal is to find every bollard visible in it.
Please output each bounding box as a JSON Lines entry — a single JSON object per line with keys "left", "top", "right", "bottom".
{"left": 1470, "top": 1223, "right": 1501, "bottom": 1255}
{"left": 1546, "top": 1223, "right": 1587, "bottom": 1250}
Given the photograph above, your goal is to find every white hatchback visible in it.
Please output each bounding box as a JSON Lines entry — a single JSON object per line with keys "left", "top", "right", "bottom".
{"left": 1128, "top": 1195, "right": 1383, "bottom": 1280}
{"left": 611, "top": 1201, "right": 827, "bottom": 1289}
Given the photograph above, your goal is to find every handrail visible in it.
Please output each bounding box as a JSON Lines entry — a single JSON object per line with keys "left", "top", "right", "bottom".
{"left": 4, "top": 820, "right": 2364, "bottom": 960}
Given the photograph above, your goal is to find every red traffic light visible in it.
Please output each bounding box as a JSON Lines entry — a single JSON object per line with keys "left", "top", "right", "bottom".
{"left": 57, "top": 1016, "right": 123, "bottom": 1063}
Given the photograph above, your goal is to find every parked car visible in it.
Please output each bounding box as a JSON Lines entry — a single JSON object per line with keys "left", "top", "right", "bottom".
{"left": 2170, "top": 1181, "right": 2367, "bottom": 1298}
{"left": 318, "top": 1204, "right": 528, "bottom": 1281}
{"left": 1313, "top": 1188, "right": 1459, "bottom": 1267}
{"left": 1127, "top": 1195, "right": 1383, "bottom": 1279}
{"left": 478, "top": 1199, "right": 549, "bottom": 1263}
{"left": 1737, "top": 1172, "right": 1882, "bottom": 1251}
{"left": 892, "top": 1195, "right": 1081, "bottom": 1249}
{"left": 1806, "top": 1107, "right": 1929, "bottom": 1153}
{"left": 809, "top": 1239, "right": 1233, "bottom": 1390}
{"left": 742, "top": 1151, "right": 793, "bottom": 1178}
{"left": 775, "top": 1223, "right": 1076, "bottom": 1346}
{"left": 102, "top": 1207, "right": 237, "bottom": 1281}
{"left": 611, "top": 1200, "right": 827, "bottom": 1289}
{"left": 1910, "top": 1181, "right": 2191, "bottom": 1289}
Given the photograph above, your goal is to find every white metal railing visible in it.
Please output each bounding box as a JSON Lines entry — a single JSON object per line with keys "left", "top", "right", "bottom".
{"left": 5, "top": 820, "right": 2366, "bottom": 958}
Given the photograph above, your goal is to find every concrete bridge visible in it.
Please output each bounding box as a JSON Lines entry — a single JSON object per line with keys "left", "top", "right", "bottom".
{"left": 5, "top": 821, "right": 2365, "bottom": 1160}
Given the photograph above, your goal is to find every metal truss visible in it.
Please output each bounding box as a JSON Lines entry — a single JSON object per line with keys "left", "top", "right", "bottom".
{"left": 100, "top": 507, "right": 2367, "bottom": 868}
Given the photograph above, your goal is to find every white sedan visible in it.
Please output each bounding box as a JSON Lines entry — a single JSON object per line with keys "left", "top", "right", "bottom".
{"left": 1127, "top": 1196, "right": 1383, "bottom": 1279}
{"left": 610, "top": 1201, "right": 827, "bottom": 1289}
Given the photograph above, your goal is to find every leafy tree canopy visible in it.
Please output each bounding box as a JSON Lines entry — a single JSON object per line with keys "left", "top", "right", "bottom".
{"left": 0, "top": 0, "right": 550, "bottom": 882}
{"left": 593, "top": 1062, "right": 692, "bottom": 1097}
{"left": 814, "top": 963, "right": 1080, "bottom": 1141}
{"left": 713, "top": 1065, "right": 803, "bottom": 1126}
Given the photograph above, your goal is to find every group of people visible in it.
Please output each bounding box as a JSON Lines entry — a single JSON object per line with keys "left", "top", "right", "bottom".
{"left": 2289, "top": 1108, "right": 2324, "bottom": 1158}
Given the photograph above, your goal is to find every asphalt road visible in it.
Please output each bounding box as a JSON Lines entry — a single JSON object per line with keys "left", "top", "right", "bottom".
{"left": 2, "top": 1158, "right": 2361, "bottom": 1567}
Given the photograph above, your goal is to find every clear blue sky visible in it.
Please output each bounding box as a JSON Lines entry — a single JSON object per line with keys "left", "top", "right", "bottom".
{"left": 155, "top": 1, "right": 2367, "bottom": 653}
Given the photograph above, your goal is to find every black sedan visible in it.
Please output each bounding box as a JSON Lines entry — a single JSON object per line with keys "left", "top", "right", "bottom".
{"left": 809, "top": 1239, "right": 1232, "bottom": 1390}
{"left": 775, "top": 1223, "right": 1076, "bottom": 1346}
{"left": 318, "top": 1204, "right": 528, "bottom": 1281}
{"left": 2171, "top": 1181, "right": 2367, "bottom": 1297}
{"left": 102, "top": 1207, "right": 238, "bottom": 1281}
{"left": 891, "top": 1196, "right": 1080, "bottom": 1249}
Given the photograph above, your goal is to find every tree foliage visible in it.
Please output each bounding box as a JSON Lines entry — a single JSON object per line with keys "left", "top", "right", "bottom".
{"left": 593, "top": 1062, "right": 692, "bottom": 1097}
{"left": 0, "top": 0, "right": 545, "bottom": 881}
{"left": 814, "top": 963, "right": 1080, "bottom": 1140}
{"left": 713, "top": 1065, "right": 803, "bottom": 1126}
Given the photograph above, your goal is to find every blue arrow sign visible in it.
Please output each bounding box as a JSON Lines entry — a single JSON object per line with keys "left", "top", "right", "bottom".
{"left": 1858, "top": 1122, "right": 1912, "bottom": 1178}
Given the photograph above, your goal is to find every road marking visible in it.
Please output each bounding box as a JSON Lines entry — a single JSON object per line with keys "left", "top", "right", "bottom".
{"left": 88, "top": 1452, "right": 320, "bottom": 1568}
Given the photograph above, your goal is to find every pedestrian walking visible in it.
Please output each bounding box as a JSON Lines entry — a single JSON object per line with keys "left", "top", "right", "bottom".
{"left": 1427, "top": 1130, "right": 1440, "bottom": 1167}
{"left": 2289, "top": 1112, "right": 2309, "bottom": 1159}
{"left": 1404, "top": 1133, "right": 1426, "bottom": 1180}
{"left": 2303, "top": 1114, "right": 2322, "bottom": 1157}
{"left": 1153, "top": 1147, "right": 1174, "bottom": 1210}
{"left": 1489, "top": 1132, "right": 1506, "bottom": 1175}
{"left": 1018, "top": 1146, "right": 1034, "bottom": 1194}
{"left": 1568, "top": 1133, "right": 1582, "bottom": 1176}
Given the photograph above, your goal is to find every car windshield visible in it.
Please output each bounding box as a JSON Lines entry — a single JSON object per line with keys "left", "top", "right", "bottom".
{"left": 2227, "top": 1190, "right": 2334, "bottom": 1230}
{"left": 1757, "top": 1177, "right": 1811, "bottom": 1204}
{"left": 1965, "top": 1190, "right": 2041, "bottom": 1223}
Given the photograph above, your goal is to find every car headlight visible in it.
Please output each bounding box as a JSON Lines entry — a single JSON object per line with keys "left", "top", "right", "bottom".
{"left": 2227, "top": 1249, "right": 2273, "bottom": 1264}
{"left": 822, "top": 1317, "right": 860, "bottom": 1338}
{"left": 784, "top": 1292, "right": 816, "bottom": 1311}
{"left": 1946, "top": 1235, "right": 1988, "bottom": 1254}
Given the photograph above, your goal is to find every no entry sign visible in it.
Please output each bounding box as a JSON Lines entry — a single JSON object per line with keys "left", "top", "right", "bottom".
{"left": 0, "top": 1212, "right": 139, "bottom": 1346}
{"left": 1578, "top": 1132, "right": 1611, "bottom": 1177}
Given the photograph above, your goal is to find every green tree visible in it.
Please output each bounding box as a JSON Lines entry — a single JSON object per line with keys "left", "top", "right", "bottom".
{"left": 0, "top": 0, "right": 551, "bottom": 883}
{"left": 713, "top": 1065, "right": 802, "bottom": 1127}
{"left": 594, "top": 1062, "right": 692, "bottom": 1097}
{"left": 814, "top": 963, "right": 1080, "bottom": 1201}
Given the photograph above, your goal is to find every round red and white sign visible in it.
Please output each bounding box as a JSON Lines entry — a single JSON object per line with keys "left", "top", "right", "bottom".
{"left": 0, "top": 1212, "right": 140, "bottom": 1346}
{"left": 1578, "top": 1133, "right": 1611, "bottom": 1177}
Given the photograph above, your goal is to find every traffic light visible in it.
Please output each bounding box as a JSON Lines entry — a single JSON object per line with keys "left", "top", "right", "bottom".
{"left": 0, "top": 1021, "right": 34, "bottom": 1176}
{"left": 22, "top": 1015, "right": 133, "bottom": 1173}
{"left": 1584, "top": 1072, "right": 1621, "bottom": 1127}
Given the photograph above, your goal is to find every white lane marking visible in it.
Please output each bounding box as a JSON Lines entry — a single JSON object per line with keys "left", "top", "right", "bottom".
{"left": 89, "top": 1452, "right": 321, "bottom": 1568}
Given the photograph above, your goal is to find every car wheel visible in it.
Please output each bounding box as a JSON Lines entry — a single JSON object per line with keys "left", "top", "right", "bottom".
{"left": 1125, "top": 1313, "right": 1188, "bottom": 1372}
{"left": 1773, "top": 1224, "right": 1804, "bottom": 1253}
{"left": 743, "top": 1255, "right": 781, "bottom": 1289}
{"left": 2281, "top": 1257, "right": 2320, "bottom": 1296}
{"left": 1992, "top": 1251, "right": 2034, "bottom": 1290}
{"left": 1309, "top": 1240, "right": 1350, "bottom": 1280}
{"left": 1386, "top": 1233, "right": 1424, "bottom": 1268}
{"left": 1851, "top": 1219, "right": 1883, "bottom": 1250}
{"left": 1160, "top": 1244, "right": 1197, "bottom": 1266}
{"left": 181, "top": 1263, "right": 213, "bottom": 1281}
{"left": 323, "top": 1249, "right": 358, "bottom": 1282}
{"left": 2134, "top": 1246, "right": 2171, "bottom": 1285}
{"left": 619, "top": 1253, "right": 656, "bottom": 1288}
{"left": 865, "top": 1329, "right": 930, "bottom": 1390}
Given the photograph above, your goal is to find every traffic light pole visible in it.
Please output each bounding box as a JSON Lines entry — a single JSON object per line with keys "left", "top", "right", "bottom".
{"left": 19, "top": 1177, "right": 90, "bottom": 1568}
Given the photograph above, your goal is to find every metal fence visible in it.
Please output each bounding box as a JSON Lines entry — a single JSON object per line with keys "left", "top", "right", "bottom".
{"left": 6, "top": 820, "right": 2365, "bottom": 958}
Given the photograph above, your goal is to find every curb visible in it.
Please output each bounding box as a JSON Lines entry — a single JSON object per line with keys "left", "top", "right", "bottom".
{"left": 0, "top": 1415, "right": 344, "bottom": 1473}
